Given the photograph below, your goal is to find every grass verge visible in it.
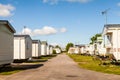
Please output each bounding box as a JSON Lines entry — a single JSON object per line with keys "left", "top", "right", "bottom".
{"left": 0, "top": 66, "right": 23, "bottom": 75}
{"left": 25, "top": 54, "right": 57, "bottom": 63}
{"left": 0, "top": 63, "right": 43, "bottom": 75}
{"left": 39, "top": 54, "right": 57, "bottom": 60}
{"left": 68, "top": 54, "right": 120, "bottom": 75}
{"left": 0, "top": 54, "right": 57, "bottom": 75}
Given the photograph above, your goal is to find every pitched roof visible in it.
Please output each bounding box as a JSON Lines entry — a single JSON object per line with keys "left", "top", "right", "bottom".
{"left": 104, "top": 24, "right": 120, "bottom": 28}
{"left": 14, "top": 34, "right": 32, "bottom": 40}
{"left": 32, "top": 40, "right": 41, "bottom": 43}
{"left": 102, "top": 24, "right": 120, "bottom": 35}
{"left": 0, "top": 20, "right": 16, "bottom": 33}
{"left": 49, "top": 45, "right": 54, "bottom": 47}
{"left": 41, "top": 41, "right": 48, "bottom": 45}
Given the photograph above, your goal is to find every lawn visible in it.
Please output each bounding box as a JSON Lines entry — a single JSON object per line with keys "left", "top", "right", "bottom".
{"left": 68, "top": 54, "right": 120, "bottom": 75}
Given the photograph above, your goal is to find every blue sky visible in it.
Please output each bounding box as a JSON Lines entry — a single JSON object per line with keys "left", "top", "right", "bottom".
{"left": 0, "top": 0, "right": 120, "bottom": 47}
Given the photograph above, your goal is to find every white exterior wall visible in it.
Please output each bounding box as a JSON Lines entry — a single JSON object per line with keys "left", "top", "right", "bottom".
{"left": 41, "top": 44, "right": 47, "bottom": 55}
{"left": 32, "top": 42, "right": 41, "bottom": 57}
{"left": 74, "top": 47, "right": 80, "bottom": 54}
{"left": 80, "top": 47, "right": 86, "bottom": 54}
{"left": 14, "top": 38, "right": 25, "bottom": 59}
{"left": 47, "top": 46, "right": 50, "bottom": 55}
{"left": 32, "top": 43, "right": 38, "bottom": 57}
{"left": 0, "top": 24, "right": 14, "bottom": 65}
{"left": 112, "top": 29, "right": 120, "bottom": 60}
{"left": 89, "top": 45, "right": 94, "bottom": 55}
{"left": 96, "top": 42, "right": 106, "bottom": 55}
{"left": 49, "top": 47, "right": 53, "bottom": 54}
{"left": 14, "top": 36, "right": 32, "bottom": 60}
{"left": 54, "top": 48, "right": 61, "bottom": 54}
{"left": 55, "top": 48, "right": 61, "bottom": 54}
{"left": 103, "top": 26, "right": 120, "bottom": 60}
{"left": 68, "top": 47, "right": 80, "bottom": 54}
{"left": 85, "top": 45, "right": 94, "bottom": 55}
{"left": 68, "top": 47, "right": 73, "bottom": 54}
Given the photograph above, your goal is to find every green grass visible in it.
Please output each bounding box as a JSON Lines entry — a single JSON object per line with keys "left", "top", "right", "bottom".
{"left": 68, "top": 54, "right": 120, "bottom": 75}
{"left": 0, "top": 70, "right": 20, "bottom": 75}
{"left": 25, "top": 54, "right": 57, "bottom": 63}
{"left": 39, "top": 54, "right": 57, "bottom": 60}
{"left": 0, "top": 63, "right": 43, "bottom": 75}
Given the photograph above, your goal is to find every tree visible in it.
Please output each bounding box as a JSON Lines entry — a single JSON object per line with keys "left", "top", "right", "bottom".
{"left": 90, "top": 33, "right": 102, "bottom": 44}
{"left": 66, "top": 43, "right": 74, "bottom": 51}
{"left": 55, "top": 45, "right": 60, "bottom": 48}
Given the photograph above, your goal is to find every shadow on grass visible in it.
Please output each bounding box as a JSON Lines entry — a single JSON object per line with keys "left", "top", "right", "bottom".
{"left": 31, "top": 54, "right": 57, "bottom": 62}
{"left": 0, "top": 63, "right": 44, "bottom": 75}
{"left": 26, "top": 59, "right": 48, "bottom": 63}
{"left": 40, "top": 54, "right": 57, "bottom": 60}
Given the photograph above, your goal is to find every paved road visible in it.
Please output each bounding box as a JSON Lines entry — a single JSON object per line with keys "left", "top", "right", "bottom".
{"left": 1, "top": 53, "right": 120, "bottom": 80}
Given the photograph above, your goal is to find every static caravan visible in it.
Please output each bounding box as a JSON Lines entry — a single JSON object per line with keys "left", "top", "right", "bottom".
{"left": 14, "top": 35, "right": 32, "bottom": 61}
{"left": 102, "top": 24, "right": 120, "bottom": 60}
{"left": 80, "top": 47, "right": 86, "bottom": 54}
{"left": 68, "top": 47, "right": 80, "bottom": 54}
{"left": 95, "top": 37, "right": 106, "bottom": 56}
{"left": 0, "top": 20, "right": 16, "bottom": 66}
{"left": 54, "top": 48, "right": 61, "bottom": 54}
{"left": 85, "top": 44, "right": 94, "bottom": 55}
{"left": 75, "top": 45, "right": 86, "bottom": 54}
{"left": 47, "top": 45, "right": 50, "bottom": 55}
{"left": 32, "top": 40, "right": 41, "bottom": 58}
{"left": 49, "top": 45, "right": 54, "bottom": 55}
{"left": 41, "top": 41, "right": 48, "bottom": 56}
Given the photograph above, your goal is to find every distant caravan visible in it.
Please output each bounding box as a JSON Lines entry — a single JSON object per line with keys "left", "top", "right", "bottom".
{"left": 14, "top": 35, "right": 32, "bottom": 62}
{"left": 68, "top": 47, "right": 80, "bottom": 54}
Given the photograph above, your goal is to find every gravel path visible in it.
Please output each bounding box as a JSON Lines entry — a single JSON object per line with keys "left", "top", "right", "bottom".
{"left": 0, "top": 53, "right": 120, "bottom": 80}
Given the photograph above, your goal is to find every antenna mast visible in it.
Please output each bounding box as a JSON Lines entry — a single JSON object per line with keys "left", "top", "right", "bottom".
{"left": 23, "top": 26, "right": 26, "bottom": 34}
{"left": 102, "top": 8, "right": 110, "bottom": 24}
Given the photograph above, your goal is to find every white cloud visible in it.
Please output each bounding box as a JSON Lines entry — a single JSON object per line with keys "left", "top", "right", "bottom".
{"left": 33, "top": 26, "right": 57, "bottom": 35}
{"left": 43, "top": 0, "right": 58, "bottom": 5}
{"left": 117, "top": 2, "right": 120, "bottom": 7}
{"left": 66, "top": 0, "right": 92, "bottom": 3}
{"left": 60, "top": 27, "right": 67, "bottom": 33}
{"left": 0, "top": 4, "right": 15, "bottom": 17}
{"left": 19, "top": 26, "right": 66, "bottom": 36}
{"left": 42, "top": 0, "right": 92, "bottom": 4}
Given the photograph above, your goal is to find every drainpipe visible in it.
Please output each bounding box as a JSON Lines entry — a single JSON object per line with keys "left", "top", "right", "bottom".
{"left": 116, "top": 28, "right": 118, "bottom": 60}
{"left": 35, "top": 44, "right": 36, "bottom": 57}
{"left": 19, "top": 38, "right": 21, "bottom": 59}
{"left": 103, "top": 34, "right": 106, "bottom": 57}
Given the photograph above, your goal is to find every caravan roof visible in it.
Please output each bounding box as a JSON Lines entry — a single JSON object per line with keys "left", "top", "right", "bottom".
{"left": 0, "top": 20, "right": 16, "bottom": 33}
